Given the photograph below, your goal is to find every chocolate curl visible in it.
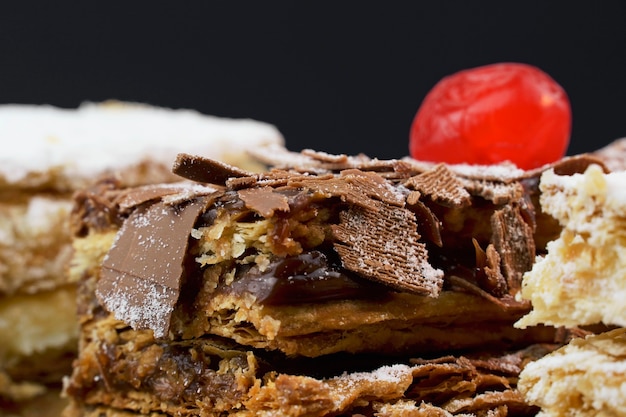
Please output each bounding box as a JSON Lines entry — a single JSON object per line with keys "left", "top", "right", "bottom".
{"left": 173, "top": 152, "right": 253, "bottom": 185}
{"left": 96, "top": 196, "right": 211, "bottom": 338}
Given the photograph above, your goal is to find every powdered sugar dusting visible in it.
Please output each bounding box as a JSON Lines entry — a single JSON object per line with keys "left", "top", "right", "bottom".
{"left": 329, "top": 364, "right": 413, "bottom": 408}
{"left": 96, "top": 272, "right": 176, "bottom": 338}
{"left": 402, "top": 156, "right": 525, "bottom": 182}
{"left": 0, "top": 101, "right": 283, "bottom": 185}
{"left": 337, "top": 364, "right": 413, "bottom": 384}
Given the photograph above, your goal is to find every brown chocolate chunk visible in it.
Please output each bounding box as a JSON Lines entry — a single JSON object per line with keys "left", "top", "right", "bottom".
{"left": 457, "top": 178, "right": 524, "bottom": 205}
{"left": 287, "top": 169, "right": 403, "bottom": 213}
{"left": 405, "top": 164, "right": 471, "bottom": 207}
{"left": 114, "top": 182, "right": 220, "bottom": 211}
{"left": 226, "top": 175, "right": 261, "bottom": 190}
{"left": 490, "top": 204, "right": 536, "bottom": 294}
{"left": 301, "top": 148, "right": 352, "bottom": 163}
{"left": 96, "top": 196, "right": 211, "bottom": 338}
{"left": 406, "top": 196, "right": 443, "bottom": 248}
{"left": 172, "top": 153, "right": 253, "bottom": 185}
{"left": 481, "top": 243, "right": 507, "bottom": 297}
{"left": 339, "top": 169, "right": 406, "bottom": 206}
{"left": 332, "top": 201, "right": 444, "bottom": 296}
{"left": 288, "top": 176, "right": 380, "bottom": 212}
{"left": 238, "top": 187, "right": 290, "bottom": 217}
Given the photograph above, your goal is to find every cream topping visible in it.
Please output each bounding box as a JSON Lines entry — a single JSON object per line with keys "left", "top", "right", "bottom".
{"left": 0, "top": 101, "right": 284, "bottom": 185}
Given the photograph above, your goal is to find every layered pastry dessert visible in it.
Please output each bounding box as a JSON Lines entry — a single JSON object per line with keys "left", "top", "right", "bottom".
{"left": 0, "top": 101, "right": 284, "bottom": 412}
{"left": 62, "top": 144, "right": 607, "bottom": 416}
{"left": 515, "top": 157, "right": 626, "bottom": 416}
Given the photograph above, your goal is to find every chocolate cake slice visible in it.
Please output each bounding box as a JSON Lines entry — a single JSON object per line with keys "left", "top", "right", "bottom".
{"left": 63, "top": 147, "right": 603, "bottom": 416}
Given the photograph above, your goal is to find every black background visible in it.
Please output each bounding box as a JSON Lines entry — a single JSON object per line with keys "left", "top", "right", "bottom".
{"left": 1, "top": 2, "right": 625, "bottom": 159}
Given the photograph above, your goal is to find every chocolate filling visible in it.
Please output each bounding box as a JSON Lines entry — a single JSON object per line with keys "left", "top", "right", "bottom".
{"left": 226, "top": 251, "right": 388, "bottom": 305}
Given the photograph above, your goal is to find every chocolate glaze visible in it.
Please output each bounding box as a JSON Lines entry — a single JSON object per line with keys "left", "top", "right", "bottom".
{"left": 226, "top": 251, "right": 387, "bottom": 305}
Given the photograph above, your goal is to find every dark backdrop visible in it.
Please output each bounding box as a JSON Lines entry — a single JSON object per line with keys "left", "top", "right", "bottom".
{"left": 1, "top": 2, "right": 625, "bottom": 159}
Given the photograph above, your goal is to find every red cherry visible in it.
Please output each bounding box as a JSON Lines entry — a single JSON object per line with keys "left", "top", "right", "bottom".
{"left": 409, "top": 63, "right": 571, "bottom": 169}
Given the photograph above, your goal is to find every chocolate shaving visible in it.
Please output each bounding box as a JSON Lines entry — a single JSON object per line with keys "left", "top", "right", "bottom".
{"left": 238, "top": 187, "right": 290, "bottom": 217}
{"left": 332, "top": 202, "right": 444, "bottom": 296}
{"left": 173, "top": 153, "right": 253, "bottom": 185}
{"left": 448, "top": 275, "right": 529, "bottom": 311}
{"left": 405, "top": 190, "right": 421, "bottom": 206}
{"left": 405, "top": 164, "right": 471, "bottom": 208}
{"left": 288, "top": 176, "right": 381, "bottom": 212}
{"left": 339, "top": 169, "right": 406, "bottom": 206}
{"left": 475, "top": 240, "right": 508, "bottom": 297}
{"left": 490, "top": 205, "right": 536, "bottom": 294}
{"left": 96, "top": 196, "right": 211, "bottom": 338}
{"left": 226, "top": 170, "right": 335, "bottom": 191}
{"left": 114, "top": 183, "right": 188, "bottom": 210}
{"left": 114, "top": 182, "right": 220, "bottom": 211}
{"left": 301, "top": 148, "right": 351, "bottom": 163}
{"left": 406, "top": 197, "right": 443, "bottom": 247}
{"left": 225, "top": 175, "right": 259, "bottom": 190}
{"left": 457, "top": 178, "right": 524, "bottom": 205}
{"left": 249, "top": 143, "right": 424, "bottom": 175}
{"left": 262, "top": 171, "right": 335, "bottom": 189}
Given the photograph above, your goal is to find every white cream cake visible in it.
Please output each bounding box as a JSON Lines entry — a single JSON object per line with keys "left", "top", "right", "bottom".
{"left": 0, "top": 101, "right": 283, "bottom": 190}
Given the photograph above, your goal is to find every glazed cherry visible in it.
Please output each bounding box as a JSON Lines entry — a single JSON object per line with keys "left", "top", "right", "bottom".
{"left": 409, "top": 63, "right": 571, "bottom": 169}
